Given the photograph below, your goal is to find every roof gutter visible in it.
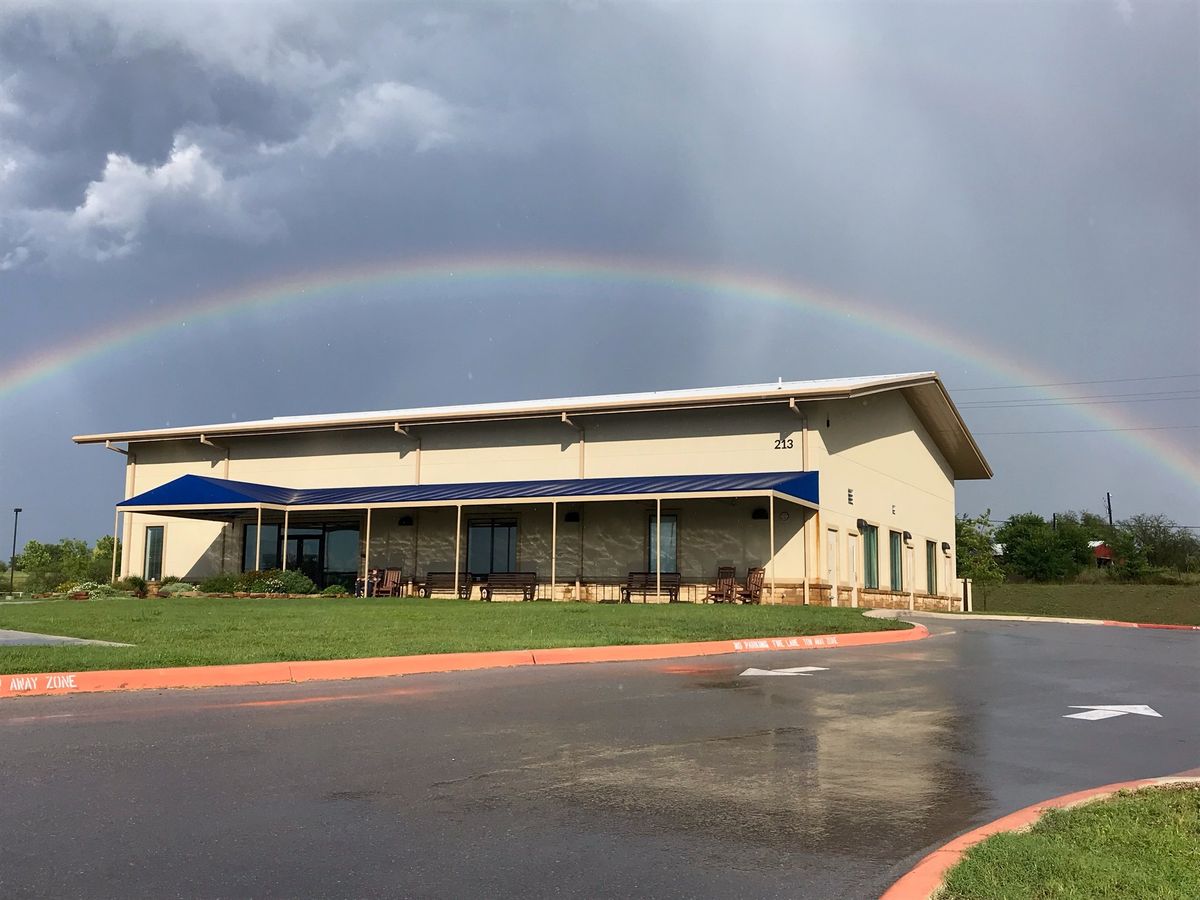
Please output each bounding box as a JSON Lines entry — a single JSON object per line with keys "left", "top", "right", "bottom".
{"left": 72, "top": 377, "right": 936, "bottom": 445}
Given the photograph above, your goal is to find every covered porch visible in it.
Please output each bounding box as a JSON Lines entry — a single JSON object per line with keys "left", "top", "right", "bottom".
{"left": 116, "top": 471, "right": 820, "bottom": 603}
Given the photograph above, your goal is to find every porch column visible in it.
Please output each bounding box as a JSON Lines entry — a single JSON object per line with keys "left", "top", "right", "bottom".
{"left": 802, "top": 508, "right": 810, "bottom": 605}
{"left": 575, "top": 504, "right": 583, "bottom": 602}
{"left": 110, "top": 509, "right": 120, "bottom": 583}
{"left": 655, "top": 497, "right": 662, "bottom": 601}
{"left": 769, "top": 494, "right": 776, "bottom": 604}
{"left": 453, "top": 504, "right": 462, "bottom": 600}
{"left": 551, "top": 501, "right": 557, "bottom": 601}
{"left": 254, "top": 506, "right": 263, "bottom": 570}
{"left": 364, "top": 507, "right": 372, "bottom": 582}
{"left": 281, "top": 509, "right": 290, "bottom": 571}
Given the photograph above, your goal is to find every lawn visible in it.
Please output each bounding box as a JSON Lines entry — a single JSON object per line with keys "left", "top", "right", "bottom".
{"left": 0, "top": 596, "right": 908, "bottom": 674}
{"left": 940, "top": 784, "right": 1200, "bottom": 900}
{"left": 972, "top": 583, "right": 1200, "bottom": 626}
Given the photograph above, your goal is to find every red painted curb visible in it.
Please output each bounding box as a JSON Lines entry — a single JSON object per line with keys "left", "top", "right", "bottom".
{"left": 880, "top": 775, "right": 1200, "bottom": 900}
{"left": 0, "top": 623, "right": 926, "bottom": 699}
{"left": 1102, "top": 620, "right": 1200, "bottom": 631}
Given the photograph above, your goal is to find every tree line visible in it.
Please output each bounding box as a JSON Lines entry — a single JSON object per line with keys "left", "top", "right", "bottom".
{"left": 8, "top": 537, "right": 121, "bottom": 592}
{"left": 956, "top": 510, "right": 1199, "bottom": 584}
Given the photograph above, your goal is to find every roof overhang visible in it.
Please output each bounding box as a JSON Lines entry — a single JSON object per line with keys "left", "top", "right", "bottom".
{"left": 117, "top": 471, "right": 820, "bottom": 519}
{"left": 78, "top": 372, "right": 991, "bottom": 481}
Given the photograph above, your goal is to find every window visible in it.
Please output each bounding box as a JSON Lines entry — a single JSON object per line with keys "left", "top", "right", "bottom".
{"left": 647, "top": 513, "right": 678, "bottom": 573}
{"left": 862, "top": 524, "right": 879, "bottom": 589}
{"left": 467, "top": 519, "right": 518, "bottom": 575}
{"left": 242, "top": 523, "right": 281, "bottom": 571}
{"left": 926, "top": 540, "right": 938, "bottom": 595}
{"left": 143, "top": 525, "right": 164, "bottom": 581}
{"left": 889, "top": 531, "right": 904, "bottom": 590}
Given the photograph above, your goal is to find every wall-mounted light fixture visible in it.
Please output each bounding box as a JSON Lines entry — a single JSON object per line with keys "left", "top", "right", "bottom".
{"left": 941, "top": 541, "right": 951, "bottom": 553}
{"left": 903, "top": 530, "right": 913, "bottom": 543}
{"left": 856, "top": 518, "right": 868, "bottom": 530}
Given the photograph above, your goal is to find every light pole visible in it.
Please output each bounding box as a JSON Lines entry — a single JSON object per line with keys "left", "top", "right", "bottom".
{"left": 9, "top": 507, "right": 21, "bottom": 593}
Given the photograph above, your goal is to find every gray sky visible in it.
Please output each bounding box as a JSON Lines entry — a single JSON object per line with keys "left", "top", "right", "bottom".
{"left": 1, "top": 0, "right": 1197, "bottom": 545}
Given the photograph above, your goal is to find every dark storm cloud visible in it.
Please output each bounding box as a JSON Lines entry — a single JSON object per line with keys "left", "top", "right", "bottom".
{"left": 0, "top": 0, "right": 1197, "bottom": 539}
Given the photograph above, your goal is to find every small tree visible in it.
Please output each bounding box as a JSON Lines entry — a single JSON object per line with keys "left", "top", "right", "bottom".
{"left": 955, "top": 510, "right": 1004, "bottom": 584}
{"left": 92, "top": 535, "right": 121, "bottom": 582}
{"left": 997, "top": 513, "right": 1086, "bottom": 582}
{"left": 1118, "top": 515, "right": 1200, "bottom": 572}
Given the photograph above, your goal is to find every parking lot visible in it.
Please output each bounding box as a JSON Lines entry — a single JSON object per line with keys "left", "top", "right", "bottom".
{"left": 1, "top": 615, "right": 1196, "bottom": 899}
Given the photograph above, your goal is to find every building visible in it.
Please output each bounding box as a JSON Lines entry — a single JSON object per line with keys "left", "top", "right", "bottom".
{"left": 74, "top": 372, "right": 991, "bottom": 609}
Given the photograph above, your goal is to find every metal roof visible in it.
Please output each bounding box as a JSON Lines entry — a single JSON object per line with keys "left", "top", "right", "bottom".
{"left": 117, "top": 471, "right": 820, "bottom": 513}
{"left": 76, "top": 373, "right": 934, "bottom": 442}
{"left": 76, "top": 371, "right": 991, "bottom": 480}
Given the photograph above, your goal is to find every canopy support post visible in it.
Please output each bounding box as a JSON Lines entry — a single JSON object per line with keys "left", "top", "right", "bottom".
{"left": 655, "top": 497, "right": 662, "bottom": 602}
{"left": 454, "top": 504, "right": 462, "bottom": 600}
{"left": 551, "top": 501, "right": 557, "bottom": 602}
{"left": 254, "top": 507, "right": 262, "bottom": 571}
{"left": 769, "top": 493, "right": 776, "bottom": 604}
{"left": 364, "top": 507, "right": 372, "bottom": 582}
{"left": 281, "top": 508, "right": 290, "bottom": 571}
{"left": 110, "top": 509, "right": 120, "bottom": 584}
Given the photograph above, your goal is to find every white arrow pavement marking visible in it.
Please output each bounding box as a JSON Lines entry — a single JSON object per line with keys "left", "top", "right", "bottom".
{"left": 1064, "top": 705, "right": 1162, "bottom": 721}
{"left": 739, "top": 666, "right": 829, "bottom": 677}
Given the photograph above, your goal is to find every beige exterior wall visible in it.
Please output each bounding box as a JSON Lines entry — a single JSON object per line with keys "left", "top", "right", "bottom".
{"left": 116, "top": 394, "right": 959, "bottom": 604}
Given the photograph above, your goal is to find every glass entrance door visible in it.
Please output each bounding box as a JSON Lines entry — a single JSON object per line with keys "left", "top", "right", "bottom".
{"left": 287, "top": 533, "right": 324, "bottom": 586}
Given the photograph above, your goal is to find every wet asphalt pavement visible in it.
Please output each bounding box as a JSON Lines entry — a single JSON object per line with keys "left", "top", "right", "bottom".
{"left": 0, "top": 615, "right": 1196, "bottom": 899}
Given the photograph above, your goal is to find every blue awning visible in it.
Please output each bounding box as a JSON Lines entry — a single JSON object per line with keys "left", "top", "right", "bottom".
{"left": 118, "top": 471, "right": 819, "bottom": 512}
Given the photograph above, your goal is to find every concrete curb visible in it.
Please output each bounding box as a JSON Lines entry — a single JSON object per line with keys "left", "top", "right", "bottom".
{"left": 880, "top": 774, "right": 1200, "bottom": 900}
{"left": 864, "top": 608, "right": 1200, "bottom": 631}
{"left": 0, "top": 622, "right": 927, "bottom": 699}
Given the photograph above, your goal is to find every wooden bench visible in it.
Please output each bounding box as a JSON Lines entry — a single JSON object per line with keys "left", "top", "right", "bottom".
{"left": 417, "top": 571, "right": 471, "bottom": 599}
{"left": 620, "top": 571, "right": 681, "bottom": 603}
{"left": 479, "top": 571, "right": 539, "bottom": 602}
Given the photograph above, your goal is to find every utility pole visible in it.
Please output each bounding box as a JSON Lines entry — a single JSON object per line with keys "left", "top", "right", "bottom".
{"left": 9, "top": 507, "right": 21, "bottom": 593}
{"left": 1106, "top": 492, "right": 1113, "bottom": 528}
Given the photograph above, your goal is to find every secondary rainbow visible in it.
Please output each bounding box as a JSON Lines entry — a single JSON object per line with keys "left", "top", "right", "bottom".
{"left": 2, "top": 252, "right": 1195, "bottom": 484}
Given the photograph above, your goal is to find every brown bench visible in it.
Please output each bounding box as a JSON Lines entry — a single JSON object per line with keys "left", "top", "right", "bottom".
{"left": 417, "top": 571, "right": 471, "bottom": 599}
{"left": 621, "top": 571, "right": 681, "bottom": 603}
{"left": 480, "top": 571, "right": 539, "bottom": 602}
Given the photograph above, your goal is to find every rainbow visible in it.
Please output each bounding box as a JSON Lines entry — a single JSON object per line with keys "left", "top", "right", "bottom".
{"left": 1, "top": 252, "right": 1196, "bottom": 484}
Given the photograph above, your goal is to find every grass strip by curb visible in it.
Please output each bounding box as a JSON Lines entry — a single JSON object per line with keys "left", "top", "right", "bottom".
{"left": 0, "top": 596, "right": 908, "bottom": 674}
{"left": 939, "top": 784, "right": 1200, "bottom": 900}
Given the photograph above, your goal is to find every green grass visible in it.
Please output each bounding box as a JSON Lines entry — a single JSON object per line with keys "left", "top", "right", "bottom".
{"left": 940, "top": 784, "right": 1200, "bottom": 900}
{"left": 0, "top": 596, "right": 907, "bottom": 674}
{"left": 972, "top": 583, "right": 1200, "bottom": 626}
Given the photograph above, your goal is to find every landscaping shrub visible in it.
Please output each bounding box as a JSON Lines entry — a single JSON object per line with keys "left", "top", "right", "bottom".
{"left": 274, "top": 569, "right": 317, "bottom": 595}
{"left": 120, "top": 575, "right": 148, "bottom": 598}
{"left": 321, "top": 584, "right": 348, "bottom": 597}
{"left": 198, "top": 573, "right": 240, "bottom": 594}
{"left": 157, "top": 581, "right": 197, "bottom": 596}
{"left": 238, "top": 570, "right": 288, "bottom": 593}
{"left": 160, "top": 575, "right": 181, "bottom": 586}
{"left": 64, "top": 581, "right": 124, "bottom": 598}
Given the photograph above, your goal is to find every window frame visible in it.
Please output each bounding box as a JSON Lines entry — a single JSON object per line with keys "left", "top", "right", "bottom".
{"left": 861, "top": 523, "right": 879, "bottom": 589}
{"left": 646, "top": 511, "right": 679, "bottom": 574}
{"left": 889, "top": 530, "right": 904, "bottom": 591}
{"left": 926, "top": 540, "right": 938, "bottom": 595}
{"left": 466, "top": 517, "right": 519, "bottom": 576}
{"left": 143, "top": 524, "right": 165, "bottom": 582}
